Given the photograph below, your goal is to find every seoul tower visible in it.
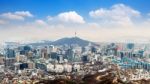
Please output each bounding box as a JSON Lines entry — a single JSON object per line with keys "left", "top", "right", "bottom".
{"left": 75, "top": 32, "right": 77, "bottom": 38}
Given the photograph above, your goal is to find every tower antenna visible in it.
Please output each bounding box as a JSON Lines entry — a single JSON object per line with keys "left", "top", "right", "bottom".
{"left": 75, "top": 32, "right": 77, "bottom": 37}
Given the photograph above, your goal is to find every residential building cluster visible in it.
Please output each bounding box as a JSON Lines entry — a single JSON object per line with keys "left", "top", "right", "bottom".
{"left": 1, "top": 41, "right": 150, "bottom": 83}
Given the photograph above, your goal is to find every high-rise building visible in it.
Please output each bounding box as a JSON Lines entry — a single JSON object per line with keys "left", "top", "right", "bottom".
{"left": 127, "top": 43, "right": 134, "bottom": 50}
{"left": 5, "top": 48, "right": 15, "bottom": 58}
{"left": 41, "top": 47, "right": 48, "bottom": 59}
{"left": 0, "top": 54, "right": 4, "bottom": 65}
{"left": 66, "top": 48, "right": 74, "bottom": 61}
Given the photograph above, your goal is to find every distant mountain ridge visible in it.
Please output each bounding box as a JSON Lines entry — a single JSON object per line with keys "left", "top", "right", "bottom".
{"left": 51, "top": 37, "right": 91, "bottom": 46}
{"left": 28, "top": 37, "right": 93, "bottom": 46}
{"left": 28, "top": 40, "right": 52, "bottom": 46}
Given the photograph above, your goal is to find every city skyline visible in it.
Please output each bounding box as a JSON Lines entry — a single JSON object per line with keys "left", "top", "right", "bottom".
{"left": 0, "top": 0, "right": 150, "bottom": 43}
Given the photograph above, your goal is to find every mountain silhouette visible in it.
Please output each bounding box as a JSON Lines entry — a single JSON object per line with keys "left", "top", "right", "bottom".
{"left": 28, "top": 37, "right": 93, "bottom": 46}
{"left": 51, "top": 37, "right": 91, "bottom": 46}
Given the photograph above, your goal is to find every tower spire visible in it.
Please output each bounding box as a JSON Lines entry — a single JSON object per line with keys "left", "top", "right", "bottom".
{"left": 75, "top": 32, "right": 77, "bottom": 37}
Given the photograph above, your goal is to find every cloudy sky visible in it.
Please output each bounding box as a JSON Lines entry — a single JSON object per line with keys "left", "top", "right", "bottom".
{"left": 0, "top": 0, "right": 150, "bottom": 43}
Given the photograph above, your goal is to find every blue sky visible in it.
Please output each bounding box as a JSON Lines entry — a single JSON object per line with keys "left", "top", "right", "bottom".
{"left": 0, "top": 0, "right": 150, "bottom": 43}
{"left": 0, "top": 0, "right": 150, "bottom": 19}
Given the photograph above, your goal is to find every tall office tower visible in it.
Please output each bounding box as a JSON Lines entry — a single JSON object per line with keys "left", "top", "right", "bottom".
{"left": 82, "top": 55, "right": 89, "bottom": 63}
{"left": 16, "top": 55, "right": 27, "bottom": 62}
{"left": 0, "top": 54, "right": 4, "bottom": 65}
{"left": 15, "top": 51, "right": 20, "bottom": 62}
{"left": 5, "top": 58, "right": 16, "bottom": 67}
{"left": 41, "top": 47, "right": 48, "bottom": 59}
{"left": 50, "top": 52, "right": 58, "bottom": 60}
{"left": 36, "top": 49, "right": 41, "bottom": 58}
{"left": 57, "top": 54, "right": 63, "bottom": 63}
{"left": 49, "top": 45, "right": 55, "bottom": 52}
{"left": 27, "top": 50, "right": 33, "bottom": 59}
{"left": 91, "top": 46, "right": 97, "bottom": 53}
{"left": 120, "top": 52, "right": 124, "bottom": 59}
{"left": 127, "top": 43, "right": 134, "bottom": 50}
{"left": 5, "top": 48, "right": 16, "bottom": 58}
{"left": 66, "top": 48, "right": 74, "bottom": 62}
{"left": 46, "top": 45, "right": 55, "bottom": 54}
{"left": 73, "top": 53, "right": 81, "bottom": 62}
{"left": 19, "top": 46, "right": 31, "bottom": 56}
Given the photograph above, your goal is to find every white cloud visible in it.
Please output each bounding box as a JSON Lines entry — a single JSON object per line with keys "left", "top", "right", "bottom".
{"left": 89, "top": 4, "right": 140, "bottom": 26}
{"left": 0, "top": 22, "right": 150, "bottom": 43}
{"left": 1, "top": 12, "right": 24, "bottom": 20}
{"left": 35, "top": 20, "right": 47, "bottom": 25}
{"left": 1, "top": 11, "right": 33, "bottom": 20}
{"left": 0, "top": 4, "right": 150, "bottom": 43}
{"left": 0, "top": 19, "right": 7, "bottom": 25}
{"left": 47, "top": 16, "right": 53, "bottom": 21}
{"left": 15, "top": 11, "right": 33, "bottom": 17}
{"left": 57, "top": 11, "right": 85, "bottom": 24}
